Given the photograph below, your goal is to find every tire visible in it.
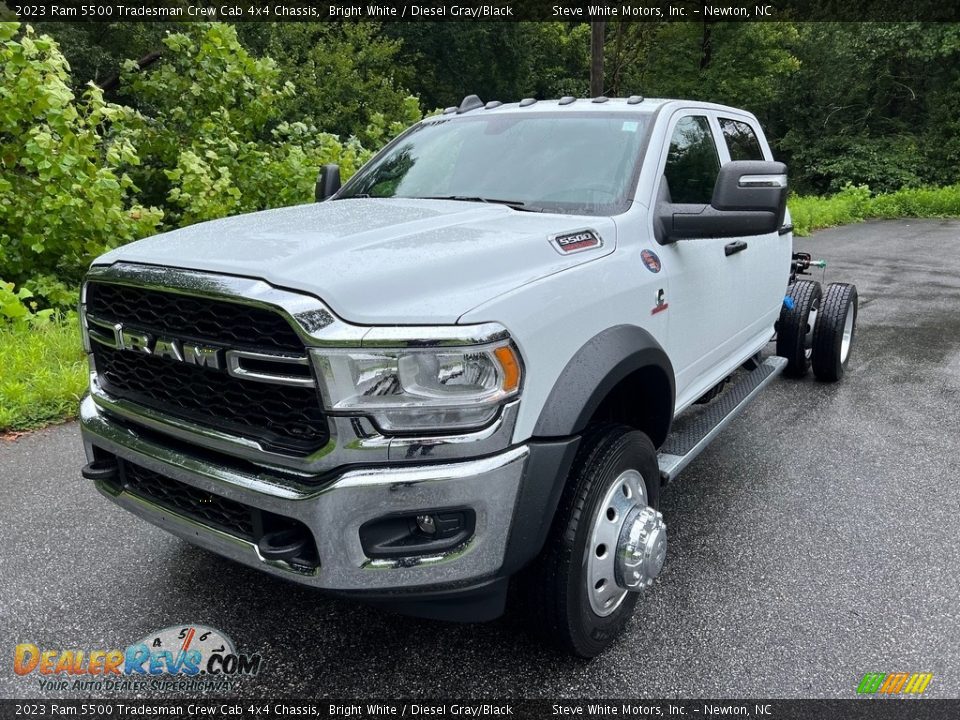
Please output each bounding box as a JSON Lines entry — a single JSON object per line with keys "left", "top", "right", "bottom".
{"left": 521, "top": 423, "right": 661, "bottom": 658}
{"left": 811, "top": 282, "right": 858, "bottom": 382}
{"left": 776, "top": 279, "right": 822, "bottom": 377}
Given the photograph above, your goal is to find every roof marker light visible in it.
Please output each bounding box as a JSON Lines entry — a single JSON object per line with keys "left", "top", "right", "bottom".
{"left": 457, "top": 94, "right": 484, "bottom": 113}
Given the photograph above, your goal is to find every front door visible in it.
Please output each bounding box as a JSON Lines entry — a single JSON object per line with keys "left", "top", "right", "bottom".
{"left": 652, "top": 113, "right": 737, "bottom": 405}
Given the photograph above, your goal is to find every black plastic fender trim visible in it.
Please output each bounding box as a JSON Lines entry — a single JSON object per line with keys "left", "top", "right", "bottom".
{"left": 532, "top": 324, "right": 676, "bottom": 445}
{"left": 499, "top": 436, "right": 581, "bottom": 577}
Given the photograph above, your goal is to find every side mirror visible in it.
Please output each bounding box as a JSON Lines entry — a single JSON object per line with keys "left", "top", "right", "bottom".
{"left": 315, "top": 164, "right": 341, "bottom": 202}
{"left": 657, "top": 160, "right": 788, "bottom": 243}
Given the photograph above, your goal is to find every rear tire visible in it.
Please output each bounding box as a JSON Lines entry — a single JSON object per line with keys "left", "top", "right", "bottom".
{"left": 811, "top": 283, "right": 858, "bottom": 382}
{"left": 521, "top": 424, "right": 661, "bottom": 658}
{"left": 776, "top": 280, "right": 822, "bottom": 377}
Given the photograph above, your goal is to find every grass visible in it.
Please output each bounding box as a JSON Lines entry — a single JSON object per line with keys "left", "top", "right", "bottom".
{"left": 789, "top": 183, "right": 960, "bottom": 236}
{"left": 0, "top": 317, "right": 88, "bottom": 433}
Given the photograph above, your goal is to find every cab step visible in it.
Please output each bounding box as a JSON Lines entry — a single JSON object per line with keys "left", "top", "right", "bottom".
{"left": 658, "top": 355, "right": 787, "bottom": 483}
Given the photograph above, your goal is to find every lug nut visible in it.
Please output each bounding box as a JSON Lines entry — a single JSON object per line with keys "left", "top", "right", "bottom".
{"left": 416, "top": 514, "right": 437, "bottom": 535}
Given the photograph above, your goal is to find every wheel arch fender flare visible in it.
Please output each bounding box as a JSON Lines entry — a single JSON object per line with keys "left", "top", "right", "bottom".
{"left": 532, "top": 324, "right": 676, "bottom": 446}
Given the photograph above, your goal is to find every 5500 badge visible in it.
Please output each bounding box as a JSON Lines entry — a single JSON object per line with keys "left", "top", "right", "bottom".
{"left": 14, "top": 625, "right": 262, "bottom": 690}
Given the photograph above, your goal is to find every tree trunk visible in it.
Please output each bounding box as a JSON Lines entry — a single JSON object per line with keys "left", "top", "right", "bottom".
{"left": 590, "top": 22, "right": 606, "bottom": 97}
{"left": 699, "top": 20, "right": 713, "bottom": 71}
{"left": 96, "top": 51, "right": 163, "bottom": 92}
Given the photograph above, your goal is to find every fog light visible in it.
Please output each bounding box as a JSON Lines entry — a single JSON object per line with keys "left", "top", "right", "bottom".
{"left": 359, "top": 509, "right": 476, "bottom": 559}
{"left": 416, "top": 514, "right": 437, "bottom": 535}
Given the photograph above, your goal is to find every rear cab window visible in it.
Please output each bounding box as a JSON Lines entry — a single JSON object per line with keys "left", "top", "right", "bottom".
{"left": 719, "top": 118, "right": 765, "bottom": 161}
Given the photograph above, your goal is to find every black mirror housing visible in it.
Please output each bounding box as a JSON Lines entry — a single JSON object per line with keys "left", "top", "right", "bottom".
{"left": 712, "top": 160, "right": 788, "bottom": 219}
{"left": 657, "top": 160, "right": 788, "bottom": 243}
{"left": 315, "top": 164, "right": 341, "bottom": 202}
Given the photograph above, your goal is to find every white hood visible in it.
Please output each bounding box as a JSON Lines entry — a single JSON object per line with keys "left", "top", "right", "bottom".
{"left": 95, "top": 198, "right": 616, "bottom": 324}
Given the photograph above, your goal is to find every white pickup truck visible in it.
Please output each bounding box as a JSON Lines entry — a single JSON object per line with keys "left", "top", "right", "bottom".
{"left": 78, "top": 95, "right": 858, "bottom": 657}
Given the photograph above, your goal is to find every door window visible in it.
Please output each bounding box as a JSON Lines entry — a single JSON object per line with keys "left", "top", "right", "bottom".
{"left": 663, "top": 116, "right": 720, "bottom": 204}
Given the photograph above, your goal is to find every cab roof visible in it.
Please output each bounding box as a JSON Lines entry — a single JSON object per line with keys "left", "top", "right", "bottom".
{"left": 424, "top": 96, "right": 756, "bottom": 122}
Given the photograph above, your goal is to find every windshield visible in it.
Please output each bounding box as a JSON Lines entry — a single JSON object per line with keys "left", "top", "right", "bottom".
{"left": 337, "top": 112, "right": 651, "bottom": 216}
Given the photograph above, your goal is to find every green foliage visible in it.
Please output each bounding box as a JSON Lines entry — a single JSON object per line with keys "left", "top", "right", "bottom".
{"left": 118, "top": 23, "right": 372, "bottom": 226}
{"left": 0, "top": 22, "right": 162, "bottom": 306}
{"left": 1, "top": 22, "right": 378, "bottom": 310}
{"left": 164, "top": 122, "right": 368, "bottom": 226}
{"left": 0, "top": 280, "right": 53, "bottom": 327}
{"left": 34, "top": 20, "right": 960, "bottom": 197}
{"left": 607, "top": 22, "right": 800, "bottom": 118}
{"left": 239, "top": 23, "right": 422, "bottom": 148}
{"left": 789, "top": 184, "right": 960, "bottom": 236}
{"left": 782, "top": 135, "right": 925, "bottom": 195}
{"left": 387, "top": 23, "right": 590, "bottom": 110}
{"left": 522, "top": 22, "right": 591, "bottom": 98}
{"left": 789, "top": 185, "right": 873, "bottom": 235}
{"left": 27, "top": 22, "right": 175, "bottom": 88}
{"left": 0, "top": 314, "right": 87, "bottom": 432}
{"left": 775, "top": 23, "right": 960, "bottom": 193}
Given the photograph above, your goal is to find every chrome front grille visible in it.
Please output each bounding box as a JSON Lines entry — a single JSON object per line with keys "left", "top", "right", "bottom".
{"left": 85, "top": 280, "right": 330, "bottom": 456}
{"left": 86, "top": 281, "right": 304, "bottom": 352}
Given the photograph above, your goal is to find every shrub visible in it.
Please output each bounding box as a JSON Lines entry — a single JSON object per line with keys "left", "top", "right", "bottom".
{"left": 119, "top": 23, "right": 373, "bottom": 227}
{"left": 0, "top": 22, "right": 163, "bottom": 307}
{"left": 0, "top": 279, "right": 53, "bottom": 327}
{"left": 239, "top": 23, "right": 422, "bottom": 149}
{"left": 790, "top": 183, "right": 960, "bottom": 235}
{"left": 0, "top": 23, "right": 379, "bottom": 310}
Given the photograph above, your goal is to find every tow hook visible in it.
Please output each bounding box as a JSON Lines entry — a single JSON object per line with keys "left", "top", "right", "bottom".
{"left": 257, "top": 528, "right": 310, "bottom": 562}
{"left": 81, "top": 459, "right": 119, "bottom": 483}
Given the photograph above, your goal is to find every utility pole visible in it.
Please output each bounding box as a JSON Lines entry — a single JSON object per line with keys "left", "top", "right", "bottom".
{"left": 590, "top": 21, "right": 606, "bottom": 97}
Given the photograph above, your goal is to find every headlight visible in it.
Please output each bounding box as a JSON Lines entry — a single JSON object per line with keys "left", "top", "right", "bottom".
{"left": 310, "top": 340, "right": 522, "bottom": 432}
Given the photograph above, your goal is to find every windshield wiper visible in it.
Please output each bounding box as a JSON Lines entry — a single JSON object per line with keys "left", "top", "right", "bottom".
{"left": 414, "top": 195, "right": 542, "bottom": 212}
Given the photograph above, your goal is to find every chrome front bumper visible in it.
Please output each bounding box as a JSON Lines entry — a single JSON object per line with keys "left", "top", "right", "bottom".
{"left": 80, "top": 395, "right": 528, "bottom": 592}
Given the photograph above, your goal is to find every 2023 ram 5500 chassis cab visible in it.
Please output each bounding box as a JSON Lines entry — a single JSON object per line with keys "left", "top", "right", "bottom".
{"left": 79, "top": 96, "right": 858, "bottom": 657}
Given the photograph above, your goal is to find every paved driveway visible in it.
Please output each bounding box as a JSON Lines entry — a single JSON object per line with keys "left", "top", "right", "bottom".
{"left": 2, "top": 219, "right": 958, "bottom": 699}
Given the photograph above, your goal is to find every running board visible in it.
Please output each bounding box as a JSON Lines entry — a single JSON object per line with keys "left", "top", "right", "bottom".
{"left": 658, "top": 356, "right": 787, "bottom": 483}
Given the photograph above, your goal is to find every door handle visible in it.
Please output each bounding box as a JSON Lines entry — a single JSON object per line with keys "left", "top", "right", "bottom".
{"left": 724, "top": 240, "right": 748, "bottom": 256}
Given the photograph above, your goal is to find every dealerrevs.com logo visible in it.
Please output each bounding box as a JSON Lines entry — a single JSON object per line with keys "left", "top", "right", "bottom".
{"left": 14, "top": 625, "right": 262, "bottom": 693}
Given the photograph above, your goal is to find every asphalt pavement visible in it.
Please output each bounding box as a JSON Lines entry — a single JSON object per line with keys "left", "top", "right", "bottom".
{"left": 2, "top": 219, "right": 959, "bottom": 699}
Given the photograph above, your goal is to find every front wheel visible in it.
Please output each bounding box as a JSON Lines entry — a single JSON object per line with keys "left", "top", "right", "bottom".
{"left": 521, "top": 424, "right": 666, "bottom": 658}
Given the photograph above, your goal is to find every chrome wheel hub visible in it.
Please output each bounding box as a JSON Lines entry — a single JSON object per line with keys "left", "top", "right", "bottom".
{"left": 586, "top": 469, "right": 667, "bottom": 617}
{"left": 804, "top": 303, "right": 819, "bottom": 360}
{"left": 615, "top": 506, "right": 668, "bottom": 591}
{"left": 841, "top": 305, "right": 854, "bottom": 363}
